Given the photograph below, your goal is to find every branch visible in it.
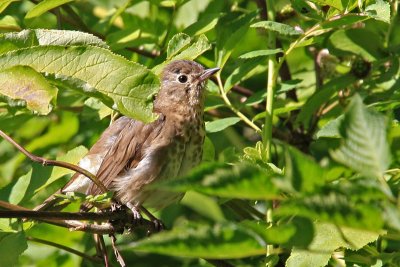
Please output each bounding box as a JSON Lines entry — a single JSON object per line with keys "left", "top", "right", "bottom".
{"left": 0, "top": 200, "right": 156, "bottom": 235}
{"left": 0, "top": 129, "right": 107, "bottom": 193}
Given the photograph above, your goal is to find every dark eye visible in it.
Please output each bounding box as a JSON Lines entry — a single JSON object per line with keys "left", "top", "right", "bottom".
{"left": 178, "top": 75, "right": 188, "bottom": 83}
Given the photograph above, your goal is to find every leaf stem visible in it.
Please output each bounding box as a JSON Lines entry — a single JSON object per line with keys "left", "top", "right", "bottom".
{"left": 216, "top": 73, "right": 262, "bottom": 134}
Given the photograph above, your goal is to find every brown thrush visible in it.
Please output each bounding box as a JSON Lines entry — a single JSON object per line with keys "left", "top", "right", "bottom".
{"left": 37, "top": 60, "right": 219, "bottom": 218}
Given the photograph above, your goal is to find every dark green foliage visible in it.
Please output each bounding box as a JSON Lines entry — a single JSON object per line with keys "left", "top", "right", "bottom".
{"left": 0, "top": 0, "right": 399, "bottom": 266}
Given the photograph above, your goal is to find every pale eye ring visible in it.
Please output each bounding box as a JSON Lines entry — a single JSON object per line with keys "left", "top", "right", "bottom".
{"left": 178, "top": 75, "right": 188, "bottom": 83}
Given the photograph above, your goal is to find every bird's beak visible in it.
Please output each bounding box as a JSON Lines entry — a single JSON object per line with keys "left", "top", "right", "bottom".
{"left": 198, "top": 67, "right": 220, "bottom": 82}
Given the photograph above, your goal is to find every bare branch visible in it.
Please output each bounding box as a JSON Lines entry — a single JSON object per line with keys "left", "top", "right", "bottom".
{"left": 0, "top": 129, "right": 107, "bottom": 193}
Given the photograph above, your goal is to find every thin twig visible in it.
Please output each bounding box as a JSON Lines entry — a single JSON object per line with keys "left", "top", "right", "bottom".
{"left": 111, "top": 234, "right": 126, "bottom": 267}
{"left": 27, "top": 236, "right": 102, "bottom": 263}
{"left": 0, "top": 129, "right": 107, "bottom": 193}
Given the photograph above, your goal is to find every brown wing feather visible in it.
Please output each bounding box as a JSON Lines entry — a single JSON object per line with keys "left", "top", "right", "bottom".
{"left": 87, "top": 114, "right": 166, "bottom": 196}
{"left": 61, "top": 116, "right": 132, "bottom": 191}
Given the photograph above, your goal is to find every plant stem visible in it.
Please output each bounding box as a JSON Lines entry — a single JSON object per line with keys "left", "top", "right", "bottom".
{"left": 216, "top": 74, "right": 262, "bottom": 134}
{"left": 264, "top": 0, "right": 277, "bottom": 162}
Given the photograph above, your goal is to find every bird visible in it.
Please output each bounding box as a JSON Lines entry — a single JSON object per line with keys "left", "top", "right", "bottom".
{"left": 36, "top": 60, "right": 220, "bottom": 221}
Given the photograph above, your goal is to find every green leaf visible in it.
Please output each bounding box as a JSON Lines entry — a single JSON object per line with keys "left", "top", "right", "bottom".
{"left": 183, "top": 13, "right": 220, "bottom": 36}
{"left": 277, "top": 182, "right": 385, "bottom": 230}
{"left": 0, "top": 66, "right": 57, "bottom": 114}
{"left": 296, "top": 74, "right": 356, "bottom": 127}
{"left": 153, "top": 35, "right": 211, "bottom": 75}
{"left": 0, "top": 0, "right": 19, "bottom": 14}
{"left": 251, "top": 21, "right": 301, "bottom": 36}
{"left": 0, "top": 15, "right": 21, "bottom": 31}
{"left": 238, "top": 49, "right": 282, "bottom": 59}
{"left": 0, "top": 45, "right": 159, "bottom": 122}
{"left": 224, "top": 58, "right": 264, "bottom": 92}
{"left": 0, "top": 29, "right": 108, "bottom": 51}
{"left": 35, "top": 145, "right": 88, "bottom": 193}
{"left": 285, "top": 146, "right": 327, "bottom": 192}
{"left": 25, "top": 0, "right": 74, "bottom": 19}
{"left": 312, "top": 0, "right": 358, "bottom": 11}
{"left": 0, "top": 231, "right": 28, "bottom": 267}
{"left": 328, "top": 29, "right": 384, "bottom": 61}
{"left": 330, "top": 94, "right": 390, "bottom": 179}
{"left": 316, "top": 115, "right": 344, "bottom": 139}
{"left": 286, "top": 222, "right": 381, "bottom": 267}
{"left": 321, "top": 14, "right": 369, "bottom": 29}
{"left": 181, "top": 191, "right": 226, "bottom": 222}
{"left": 157, "top": 163, "right": 280, "bottom": 200}
{"left": 129, "top": 222, "right": 267, "bottom": 259}
{"left": 366, "top": 0, "right": 391, "bottom": 23}
{"left": 166, "top": 33, "right": 191, "bottom": 59}
{"left": 206, "top": 117, "right": 241, "bottom": 133}
{"left": 291, "top": 0, "right": 324, "bottom": 20}
{"left": 216, "top": 11, "right": 257, "bottom": 68}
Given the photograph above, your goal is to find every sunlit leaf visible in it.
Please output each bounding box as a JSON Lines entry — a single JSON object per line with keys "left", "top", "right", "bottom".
{"left": 0, "top": 45, "right": 159, "bottom": 122}
{"left": 0, "top": 29, "right": 108, "bottom": 51}
{"left": 286, "top": 222, "right": 381, "bottom": 267}
{"left": 25, "top": 0, "right": 74, "bottom": 19}
{"left": 238, "top": 49, "right": 282, "bottom": 59}
{"left": 0, "top": 0, "right": 19, "bottom": 14}
{"left": 166, "top": 33, "right": 191, "bottom": 59}
{"left": 251, "top": 21, "right": 301, "bottom": 36}
{"left": 0, "top": 66, "right": 57, "bottom": 114}
{"left": 366, "top": 0, "right": 390, "bottom": 23}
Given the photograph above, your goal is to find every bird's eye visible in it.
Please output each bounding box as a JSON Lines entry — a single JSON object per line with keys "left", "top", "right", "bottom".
{"left": 178, "top": 75, "right": 188, "bottom": 83}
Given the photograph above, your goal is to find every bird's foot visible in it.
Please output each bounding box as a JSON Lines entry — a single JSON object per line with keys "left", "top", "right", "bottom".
{"left": 139, "top": 206, "right": 165, "bottom": 234}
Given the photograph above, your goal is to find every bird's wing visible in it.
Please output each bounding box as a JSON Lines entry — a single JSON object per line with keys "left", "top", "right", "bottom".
{"left": 61, "top": 116, "right": 132, "bottom": 193}
{"left": 86, "top": 114, "right": 166, "bottom": 197}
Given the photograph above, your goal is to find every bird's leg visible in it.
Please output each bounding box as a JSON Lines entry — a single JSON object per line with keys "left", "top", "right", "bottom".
{"left": 139, "top": 206, "right": 165, "bottom": 232}
{"left": 126, "top": 203, "right": 142, "bottom": 221}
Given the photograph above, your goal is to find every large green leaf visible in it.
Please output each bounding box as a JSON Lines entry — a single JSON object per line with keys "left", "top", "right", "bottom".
{"left": 25, "top": 0, "right": 74, "bottom": 19}
{"left": 129, "top": 222, "right": 267, "bottom": 259}
{"left": 286, "top": 222, "right": 381, "bottom": 267}
{"left": 0, "top": 66, "right": 57, "bottom": 115}
{"left": 331, "top": 94, "right": 390, "bottom": 179}
{"left": 0, "top": 45, "right": 159, "bottom": 122}
{"left": 0, "top": 29, "right": 108, "bottom": 49}
{"left": 156, "top": 163, "right": 280, "bottom": 200}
